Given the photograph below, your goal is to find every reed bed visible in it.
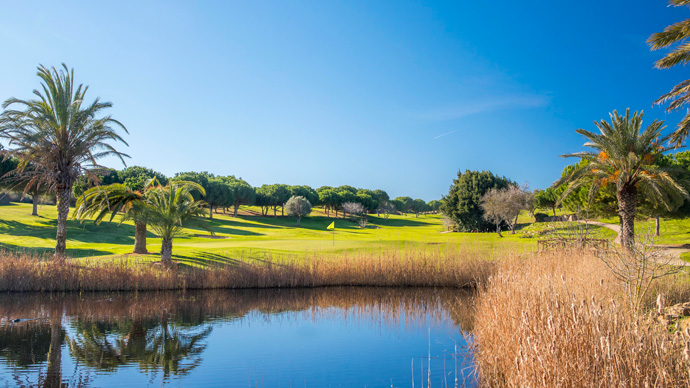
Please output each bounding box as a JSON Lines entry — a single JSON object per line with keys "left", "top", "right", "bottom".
{"left": 0, "top": 245, "right": 494, "bottom": 292}
{"left": 473, "top": 249, "right": 690, "bottom": 387}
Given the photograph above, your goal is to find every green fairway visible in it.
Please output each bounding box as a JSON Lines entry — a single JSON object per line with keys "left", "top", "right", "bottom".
{"left": 0, "top": 203, "right": 633, "bottom": 266}
{"left": 0, "top": 203, "right": 532, "bottom": 264}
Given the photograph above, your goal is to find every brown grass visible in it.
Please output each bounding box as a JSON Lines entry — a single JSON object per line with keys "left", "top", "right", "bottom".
{"left": 473, "top": 248, "right": 690, "bottom": 387}
{"left": 0, "top": 246, "right": 494, "bottom": 292}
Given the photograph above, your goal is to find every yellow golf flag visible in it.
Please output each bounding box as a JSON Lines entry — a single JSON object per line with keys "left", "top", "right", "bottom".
{"left": 327, "top": 221, "right": 335, "bottom": 230}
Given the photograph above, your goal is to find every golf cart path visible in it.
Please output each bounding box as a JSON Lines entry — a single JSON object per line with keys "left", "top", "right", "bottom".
{"left": 578, "top": 220, "right": 690, "bottom": 267}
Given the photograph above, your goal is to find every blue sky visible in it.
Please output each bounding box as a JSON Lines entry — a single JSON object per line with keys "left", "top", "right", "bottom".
{"left": 0, "top": 1, "right": 687, "bottom": 201}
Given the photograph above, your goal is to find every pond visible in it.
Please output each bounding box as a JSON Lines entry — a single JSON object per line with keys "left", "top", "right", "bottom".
{"left": 0, "top": 288, "right": 476, "bottom": 387}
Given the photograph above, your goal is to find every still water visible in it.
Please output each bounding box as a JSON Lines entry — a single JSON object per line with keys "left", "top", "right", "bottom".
{"left": 0, "top": 288, "right": 476, "bottom": 387}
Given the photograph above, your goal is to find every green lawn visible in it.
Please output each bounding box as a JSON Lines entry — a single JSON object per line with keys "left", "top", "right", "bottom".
{"left": 0, "top": 203, "right": 535, "bottom": 266}
{"left": 0, "top": 203, "right": 652, "bottom": 266}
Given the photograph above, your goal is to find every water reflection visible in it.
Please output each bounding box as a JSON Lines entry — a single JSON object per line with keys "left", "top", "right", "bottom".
{"left": 0, "top": 288, "right": 475, "bottom": 387}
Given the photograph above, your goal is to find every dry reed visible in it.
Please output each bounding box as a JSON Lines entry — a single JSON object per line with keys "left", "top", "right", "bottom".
{"left": 0, "top": 245, "right": 494, "bottom": 292}
{"left": 473, "top": 249, "right": 690, "bottom": 387}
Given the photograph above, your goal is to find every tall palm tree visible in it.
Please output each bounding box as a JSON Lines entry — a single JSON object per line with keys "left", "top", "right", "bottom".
{"left": 0, "top": 64, "right": 128, "bottom": 258}
{"left": 648, "top": 0, "right": 690, "bottom": 146}
{"left": 143, "top": 181, "right": 208, "bottom": 266}
{"left": 556, "top": 109, "right": 688, "bottom": 249}
{"left": 73, "top": 179, "right": 162, "bottom": 254}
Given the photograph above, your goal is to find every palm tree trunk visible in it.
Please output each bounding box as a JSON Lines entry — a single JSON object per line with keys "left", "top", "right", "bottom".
{"left": 31, "top": 187, "right": 39, "bottom": 216}
{"left": 43, "top": 321, "right": 62, "bottom": 388}
{"left": 655, "top": 214, "right": 660, "bottom": 237}
{"left": 161, "top": 238, "right": 173, "bottom": 266}
{"left": 55, "top": 187, "right": 71, "bottom": 259}
{"left": 617, "top": 185, "right": 638, "bottom": 250}
{"left": 133, "top": 222, "right": 148, "bottom": 254}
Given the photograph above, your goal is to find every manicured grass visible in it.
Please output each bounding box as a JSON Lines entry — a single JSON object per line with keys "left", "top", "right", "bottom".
{"left": 0, "top": 203, "right": 534, "bottom": 266}
{"left": 595, "top": 215, "right": 690, "bottom": 246}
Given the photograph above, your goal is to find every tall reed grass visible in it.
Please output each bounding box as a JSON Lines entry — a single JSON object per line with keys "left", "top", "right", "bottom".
{"left": 473, "top": 249, "right": 690, "bottom": 387}
{"left": 0, "top": 246, "right": 494, "bottom": 292}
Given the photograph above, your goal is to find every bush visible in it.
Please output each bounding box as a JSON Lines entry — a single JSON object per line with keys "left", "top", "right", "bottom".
{"left": 534, "top": 212, "right": 549, "bottom": 222}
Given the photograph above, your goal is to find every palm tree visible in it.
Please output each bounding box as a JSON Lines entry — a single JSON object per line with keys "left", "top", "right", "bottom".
{"left": 143, "top": 181, "right": 209, "bottom": 266}
{"left": 73, "top": 179, "right": 162, "bottom": 254}
{"left": 648, "top": 0, "right": 690, "bottom": 146}
{"left": 0, "top": 64, "right": 128, "bottom": 258}
{"left": 556, "top": 109, "right": 688, "bottom": 249}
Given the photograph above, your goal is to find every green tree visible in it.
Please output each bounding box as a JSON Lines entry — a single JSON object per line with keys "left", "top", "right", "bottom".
{"left": 427, "top": 200, "right": 442, "bottom": 212}
{"left": 256, "top": 184, "right": 290, "bottom": 217}
{"left": 204, "top": 177, "right": 234, "bottom": 219}
{"left": 648, "top": 0, "right": 690, "bottom": 146}
{"left": 0, "top": 64, "right": 129, "bottom": 258}
{"left": 224, "top": 177, "right": 255, "bottom": 217}
{"left": 119, "top": 166, "right": 168, "bottom": 191}
{"left": 317, "top": 187, "right": 339, "bottom": 217}
{"left": 533, "top": 187, "right": 559, "bottom": 217}
{"left": 284, "top": 195, "right": 312, "bottom": 226}
{"left": 411, "top": 198, "right": 428, "bottom": 217}
{"left": 289, "top": 185, "right": 318, "bottom": 206}
{"left": 440, "top": 170, "right": 513, "bottom": 232}
{"left": 556, "top": 109, "right": 687, "bottom": 248}
{"left": 393, "top": 196, "right": 414, "bottom": 214}
{"left": 73, "top": 179, "right": 164, "bottom": 254}
{"left": 144, "top": 181, "right": 209, "bottom": 266}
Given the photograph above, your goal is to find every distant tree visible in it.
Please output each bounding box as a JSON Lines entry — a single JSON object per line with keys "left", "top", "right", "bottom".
{"left": 225, "top": 177, "right": 255, "bottom": 216}
{"left": 255, "top": 189, "right": 271, "bottom": 216}
{"left": 317, "top": 188, "right": 339, "bottom": 217}
{"left": 356, "top": 192, "right": 376, "bottom": 213}
{"left": 376, "top": 200, "right": 397, "bottom": 219}
{"left": 533, "top": 187, "right": 559, "bottom": 217}
{"left": 284, "top": 195, "right": 312, "bottom": 226}
{"left": 0, "top": 157, "right": 48, "bottom": 215}
{"left": 371, "top": 189, "right": 390, "bottom": 204}
{"left": 173, "top": 171, "right": 211, "bottom": 201}
{"left": 204, "top": 177, "right": 234, "bottom": 219}
{"left": 256, "top": 184, "right": 290, "bottom": 217}
{"left": 72, "top": 168, "right": 122, "bottom": 198}
{"left": 440, "top": 170, "right": 513, "bottom": 232}
{"left": 342, "top": 201, "right": 365, "bottom": 224}
{"left": 390, "top": 198, "right": 405, "bottom": 214}
{"left": 427, "top": 200, "right": 442, "bottom": 212}
{"left": 411, "top": 199, "right": 428, "bottom": 217}
{"left": 119, "top": 166, "right": 168, "bottom": 191}
{"left": 480, "top": 188, "right": 508, "bottom": 237}
{"left": 393, "top": 196, "right": 414, "bottom": 214}
{"left": 290, "top": 185, "right": 318, "bottom": 206}
{"left": 336, "top": 185, "right": 358, "bottom": 194}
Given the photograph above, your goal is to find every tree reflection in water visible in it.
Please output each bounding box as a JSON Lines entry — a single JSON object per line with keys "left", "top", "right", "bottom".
{"left": 0, "top": 288, "right": 473, "bottom": 387}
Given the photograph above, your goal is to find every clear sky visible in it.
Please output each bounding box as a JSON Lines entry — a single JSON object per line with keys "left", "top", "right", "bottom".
{"left": 0, "top": 1, "right": 687, "bottom": 201}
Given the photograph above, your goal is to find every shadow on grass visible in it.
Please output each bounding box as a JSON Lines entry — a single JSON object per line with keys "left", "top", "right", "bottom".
{"left": 0, "top": 242, "right": 113, "bottom": 259}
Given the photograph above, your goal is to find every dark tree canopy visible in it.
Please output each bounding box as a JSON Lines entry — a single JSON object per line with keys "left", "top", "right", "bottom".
{"left": 441, "top": 170, "right": 513, "bottom": 232}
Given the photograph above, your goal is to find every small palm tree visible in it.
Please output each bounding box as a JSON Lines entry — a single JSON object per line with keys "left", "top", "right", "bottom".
{"left": 556, "top": 109, "right": 688, "bottom": 248}
{"left": 648, "top": 0, "right": 690, "bottom": 146}
{"left": 144, "top": 181, "right": 209, "bottom": 266}
{"left": 73, "top": 179, "right": 162, "bottom": 254}
{"left": 0, "top": 64, "right": 128, "bottom": 258}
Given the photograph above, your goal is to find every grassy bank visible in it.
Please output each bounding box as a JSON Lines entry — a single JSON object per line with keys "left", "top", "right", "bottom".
{"left": 0, "top": 245, "right": 494, "bottom": 292}
{"left": 473, "top": 249, "right": 690, "bottom": 387}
